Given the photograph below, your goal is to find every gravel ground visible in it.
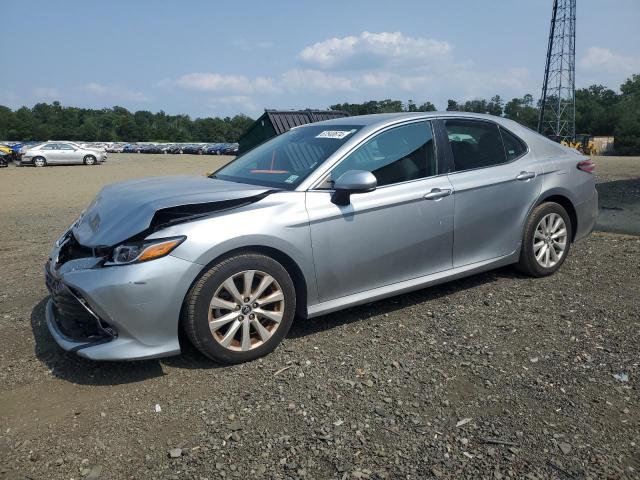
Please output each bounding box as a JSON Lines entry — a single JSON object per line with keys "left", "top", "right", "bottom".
{"left": 0, "top": 154, "right": 638, "bottom": 480}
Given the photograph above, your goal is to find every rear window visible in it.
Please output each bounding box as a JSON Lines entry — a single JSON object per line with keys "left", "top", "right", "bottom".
{"left": 445, "top": 119, "right": 507, "bottom": 171}
{"left": 500, "top": 127, "right": 527, "bottom": 160}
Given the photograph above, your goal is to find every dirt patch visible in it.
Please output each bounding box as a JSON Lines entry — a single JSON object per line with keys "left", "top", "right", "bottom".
{"left": 0, "top": 154, "right": 638, "bottom": 479}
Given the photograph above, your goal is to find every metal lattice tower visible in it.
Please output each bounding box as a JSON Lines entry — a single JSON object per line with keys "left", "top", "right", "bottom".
{"left": 537, "top": 0, "right": 576, "bottom": 142}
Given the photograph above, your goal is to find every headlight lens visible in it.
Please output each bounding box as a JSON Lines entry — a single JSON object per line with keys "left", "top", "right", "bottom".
{"left": 105, "top": 236, "right": 186, "bottom": 266}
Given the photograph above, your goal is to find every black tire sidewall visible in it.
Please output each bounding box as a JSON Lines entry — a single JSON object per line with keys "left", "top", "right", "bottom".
{"left": 84, "top": 155, "right": 96, "bottom": 165}
{"left": 186, "top": 254, "right": 296, "bottom": 364}
{"left": 520, "top": 202, "right": 572, "bottom": 277}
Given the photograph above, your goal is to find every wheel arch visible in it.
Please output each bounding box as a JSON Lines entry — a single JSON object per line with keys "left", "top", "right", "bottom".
{"left": 535, "top": 192, "right": 578, "bottom": 241}
{"left": 180, "top": 245, "right": 310, "bottom": 324}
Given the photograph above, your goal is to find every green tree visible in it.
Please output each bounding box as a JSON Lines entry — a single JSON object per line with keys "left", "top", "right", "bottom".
{"left": 504, "top": 94, "right": 539, "bottom": 129}
{"left": 446, "top": 99, "right": 460, "bottom": 111}
{"left": 0, "top": 103, "right": 256, "bottom": 142}
{"left": 575, "top": 85, "right": 619, "bottom": 135}
{"left": 614, "top": 74, "right": 640, "bottom": 154}
{"left": 487, "top": 95, "right": 503, "bottom": 116}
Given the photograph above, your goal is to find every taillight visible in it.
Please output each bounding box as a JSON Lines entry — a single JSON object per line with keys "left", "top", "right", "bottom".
{"left": 577, "top": 159, "right": 595, "bottom": 173}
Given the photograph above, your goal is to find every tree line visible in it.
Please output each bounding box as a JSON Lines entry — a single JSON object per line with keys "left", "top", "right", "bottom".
{"left": 1, "top": 74, "right": 639, "bottom": 153}
{"left": 331, "top": 74, "right": 640, "bottom": 155}
{"left": 0, "top": 103, "right": 254, "bottom": 143}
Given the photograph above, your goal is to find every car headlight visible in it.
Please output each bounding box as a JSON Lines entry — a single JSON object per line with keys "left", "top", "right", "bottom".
{"left": 105, "top": 236, "right": 186, "bottom": 266}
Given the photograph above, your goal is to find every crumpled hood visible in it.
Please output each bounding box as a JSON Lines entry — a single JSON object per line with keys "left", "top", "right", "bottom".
{"left": 73, "top": 175, "right": 270, "bottom": 248}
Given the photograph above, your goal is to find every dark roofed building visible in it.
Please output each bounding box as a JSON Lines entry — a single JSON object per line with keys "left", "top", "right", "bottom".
{"left": 238, "top": 109, "right": 349, "bottom": 154}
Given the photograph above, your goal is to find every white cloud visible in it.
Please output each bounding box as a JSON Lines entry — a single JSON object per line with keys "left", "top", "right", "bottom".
{"left": 82, "top": 83, "right": 149, "bottom": 102}
{"left": 166, "top": 31, "right": 537, "bottom": 113}
{"left": 579, "top": 46, "right": 640, "bottom": 74}
{"left": 293, "top": 31, "right": 535, "bottom": 103}
{"left": 175, "top": 73, "right": 279, "bottom": 94}
{"left": 299, "top": 31, "right": 452, "bottom": 70}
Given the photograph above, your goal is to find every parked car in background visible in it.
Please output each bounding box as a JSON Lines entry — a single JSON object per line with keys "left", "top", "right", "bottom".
{"left": 205, "top": 143, "right": 223, "bottom": 155}
{"left": 43, "top": 112, "right": 597, "bottom": 363}
{"left": 207, "top": 143, "right": 229, "bottom": 155}
{"left": 21, "top": 141, "right": 107, "bottom": 166}
{"left": 181, "top": 144, "right": 206, "bottom": 155}
{"left": 122, "top": 144, "right": 139, "bottom": 153}
{"left": 139, "top": 144, "right": 164, "bottom": 154}
{"left": 0, "top": 145, "right": 10, "bottom": 167}
{"left": 4, "top": 143, "right": 25, "bottom": 163}
{"left": 106, "top": 144, "right": 125, "bottom": 153}
{"left": 161, "top": 144, "right": 182, "bottom": 154}
{"left": 222, "top": 143, "right": 239, "bottom": 155}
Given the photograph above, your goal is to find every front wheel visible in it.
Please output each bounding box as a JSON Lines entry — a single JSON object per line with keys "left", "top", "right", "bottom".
{"left": 516, "top": 202, "right": 572, "bottom": 277}
{"left": 184, "top": 253, "right": 296, "bottom": 364}
{"left": 33, "top": 156, "right": 46, "bottom": 167}
{"left": 83, "top": 155, "right": 96, "bottom": 165}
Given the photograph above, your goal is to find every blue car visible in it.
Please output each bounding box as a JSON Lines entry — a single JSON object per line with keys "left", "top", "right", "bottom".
{"left": 122, "top": 144, "right": 139, "bottom": 153}
{"left": 206, "top": 143, "right": 229, "bottom": 155}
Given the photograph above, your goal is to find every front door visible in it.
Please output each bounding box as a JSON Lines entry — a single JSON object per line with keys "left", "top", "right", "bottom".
{"left": 42, "top": 143, "right": 62, "bottom": 163}
{"left": 305, "top": 120, "right": 454, "bottom": 302}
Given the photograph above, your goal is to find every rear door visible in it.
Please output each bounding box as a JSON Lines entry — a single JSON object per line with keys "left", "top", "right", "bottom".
{"left": 305, "top": 120, "right": 454, "bottom": 301}
{"left": 441, "top": 118, "right": 542, "bottom": 267}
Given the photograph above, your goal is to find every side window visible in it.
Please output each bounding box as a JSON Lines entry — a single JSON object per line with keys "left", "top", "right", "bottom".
{"left": 500, "top": 127, "right": 527, "bottom": 160}
{"left": 58, "top": 143, "right": 74, "bottom": 150}
{"left": 329, "top": 121, "right": 436, "bottom": 187}
{"left": 43, "top": 144, "right": 57, "bottom": 150}
{"left": 445, "top": 120, "right": 507, "bottom": 171}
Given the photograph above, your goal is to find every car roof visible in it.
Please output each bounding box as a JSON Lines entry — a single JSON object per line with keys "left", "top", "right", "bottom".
{"left": 308, "top": 111, "right": 514, "bottom": 128}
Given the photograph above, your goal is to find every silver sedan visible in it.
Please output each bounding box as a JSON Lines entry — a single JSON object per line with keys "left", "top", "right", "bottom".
{"left": 22, "top": 142, "right": 106, "bottom": 166}
{"left": 44, "top": 112, "right": 598, "bottom": 363}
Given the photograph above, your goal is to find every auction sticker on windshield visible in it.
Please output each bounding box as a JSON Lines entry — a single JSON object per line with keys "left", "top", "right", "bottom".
{"left": 316, "top": 129, "right": 356, "bottom": 139}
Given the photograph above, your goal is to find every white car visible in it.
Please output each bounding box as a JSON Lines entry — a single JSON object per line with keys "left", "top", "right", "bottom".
{"left": 21, "top": 141, "right": 107, "bottom": 167}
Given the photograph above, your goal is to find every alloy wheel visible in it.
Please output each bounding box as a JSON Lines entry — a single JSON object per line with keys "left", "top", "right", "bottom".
{"left": 208, "top": 270, "right": 285, "bottom": 352}
{"left": 533, "top": 213, "right": 567, "bottom": 268}
{"left": 34, "top": 157, "right": 45, "bottom": 167}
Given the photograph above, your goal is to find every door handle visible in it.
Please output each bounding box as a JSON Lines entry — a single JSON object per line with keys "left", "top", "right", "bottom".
{"left": 424, "top": 188, "right": 452, "bottom": 200}
{"left": 516, "top": 171, "right": 536, "bottom": 181}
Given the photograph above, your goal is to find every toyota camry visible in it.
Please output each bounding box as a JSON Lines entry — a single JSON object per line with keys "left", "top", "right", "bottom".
{"left": 44, "top": 112, "right": 598, "bottom": 363}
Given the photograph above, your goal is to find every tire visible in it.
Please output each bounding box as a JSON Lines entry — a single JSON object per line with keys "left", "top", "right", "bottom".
{"left": 184, "top": 252, "right": 296, "bottom": 364}
{"left": 33, "top": 156, "right": 46, "bottom": 167}
{"left": 83, "top": 155, "right": 96, "bottom": 165}
{"left": 516, "top": 202, "right": 572, "bottom": 277}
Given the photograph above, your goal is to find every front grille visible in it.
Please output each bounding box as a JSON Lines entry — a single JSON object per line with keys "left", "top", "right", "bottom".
{"left": 45, "top": 264, "right": 116, "bottom": 343}
{"left": 56, "top": 232, "right": 95, "bottom": 267}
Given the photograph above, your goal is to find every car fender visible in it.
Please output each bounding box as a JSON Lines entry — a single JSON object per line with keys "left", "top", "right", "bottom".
{"left": 156, "top": 192, "right": 319, "bottom": 306}
{"left": 179, "top": 233, "right": 319, "bottom": 307}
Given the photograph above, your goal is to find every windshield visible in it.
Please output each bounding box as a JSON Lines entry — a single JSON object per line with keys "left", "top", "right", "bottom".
{"left": 213, "top": 124, "right": 362, "bottom": 189}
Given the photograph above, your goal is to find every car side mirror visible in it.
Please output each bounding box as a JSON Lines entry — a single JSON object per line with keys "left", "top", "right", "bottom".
{"left": 331, "top": 170, "right": 377, "bottom": 206}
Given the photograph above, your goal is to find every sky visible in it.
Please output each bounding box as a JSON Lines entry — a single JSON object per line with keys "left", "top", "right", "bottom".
{"left": 2, "top": 0, "right": 639, "bottom": 119}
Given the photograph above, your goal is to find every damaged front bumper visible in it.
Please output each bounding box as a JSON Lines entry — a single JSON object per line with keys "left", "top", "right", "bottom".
{"left": 44, "top": 245, "right": 203, "bottom": 361}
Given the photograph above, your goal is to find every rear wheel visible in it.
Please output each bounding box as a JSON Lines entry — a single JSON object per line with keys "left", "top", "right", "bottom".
{"left": 516, "top": 202, "right": 572, "bottom": 277}
{"left": 33, "top": 156, "right": 46, "bottom": 167}
{"left": 83, "top": 155, "right": 96, "bottom": 165}
{"left": 184, "top": 253, "right": 296, "bottom": 364}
